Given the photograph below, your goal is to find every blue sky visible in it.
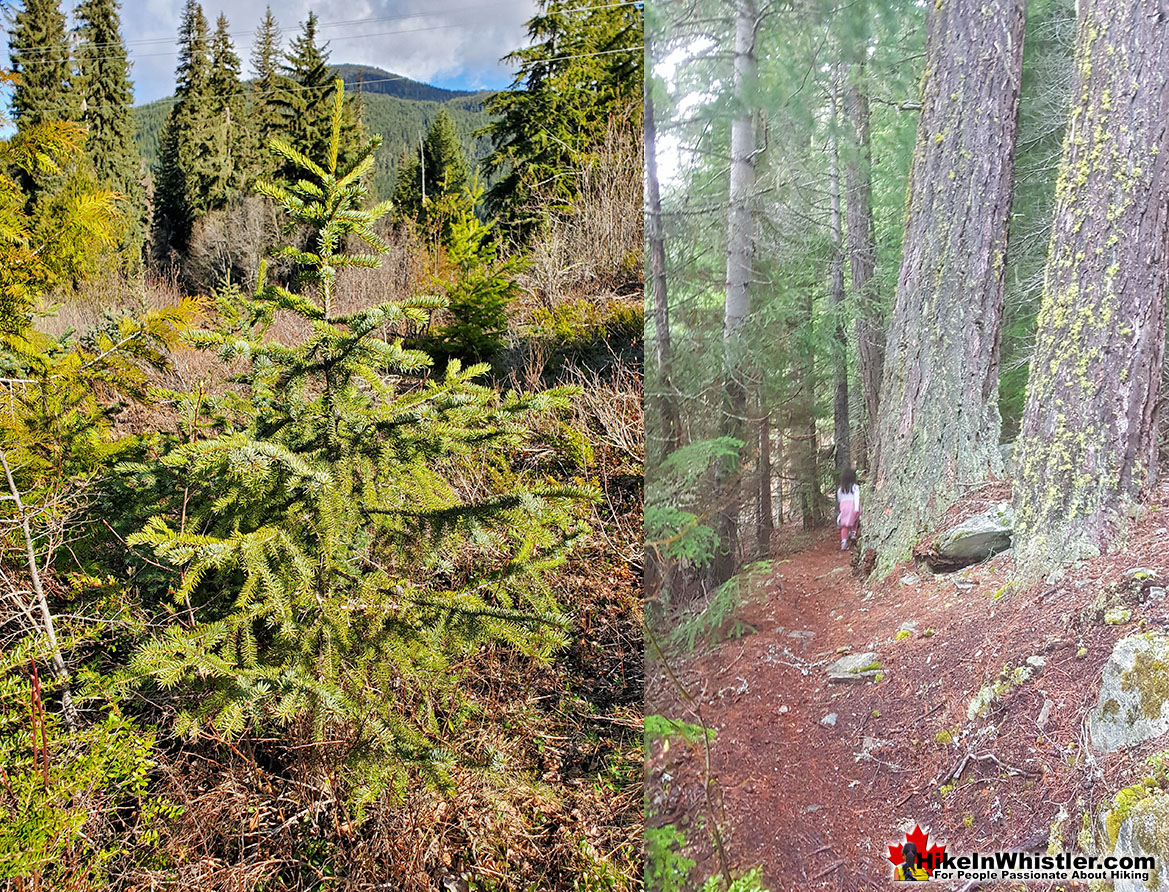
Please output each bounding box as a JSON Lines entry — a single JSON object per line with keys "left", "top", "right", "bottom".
{"left": 3, "top": 0, "right": 539, "bottom": 105}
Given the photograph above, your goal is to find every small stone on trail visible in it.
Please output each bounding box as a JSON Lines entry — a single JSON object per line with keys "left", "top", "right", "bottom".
{"left": 820, "top": 713, "right": 837, "bottom": 727}
{"left": 1104, "top": 607, "right": 1133, "bottom": 625}
{"left": 1026, "top": 655, "right": 1046, "bottom": 669}
{"left": 900, "top": 620, "right": 919, "bottom": 634}
{"left": 1150, "top": 587, "right": 1167, "bottom": 602}
{"left": 901, "top": 574, "right": 920, "bottom": 586}
{"left": 827, "top": 651, "right": 881, "bottom": 683}
{"left": 1037, "top": 699, "right": 1053, "bottom": 730}
{"left": 777, "top": 705, "right": 789, "bottom": 714}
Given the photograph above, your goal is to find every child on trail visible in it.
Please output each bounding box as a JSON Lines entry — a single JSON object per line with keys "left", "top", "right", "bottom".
{"left": 837, "top": 467, "right": 860, "bottom": 551}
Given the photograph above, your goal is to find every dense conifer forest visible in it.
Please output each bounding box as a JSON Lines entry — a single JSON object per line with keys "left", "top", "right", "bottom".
{"left": 0, "top": 0, "right": 643, "bottom": 889}
{"left": 646, "top": 0, "right": 1169, "bottom": 888}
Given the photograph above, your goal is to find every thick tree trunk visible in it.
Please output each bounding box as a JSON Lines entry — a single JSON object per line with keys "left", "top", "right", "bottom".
{"left": 866, "top": 0, "right": 1025, "bottom": 574}
{"left": 1013, "top": 0, "right": 1169, "bottom": 575}
{"left": 646, "top": 84, "right": 681, "bottom": 459}
{"left": 713, "top": 0, "right": 759, "bottom": 586}
{"left": 829, "top": 78, "right": 850, "bottom": 472}
{"left": 844, "top": 67, "right": 882, "bottom": 470}
{"left": 757, "top": 408, "right": 773, "bottom": 557}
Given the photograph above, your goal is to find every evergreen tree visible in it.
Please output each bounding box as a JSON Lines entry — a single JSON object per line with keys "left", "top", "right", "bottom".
{"left": 245, "top": 6, "right": 284, "bottom": 185}
{"left": 482, "top": 0, "right": 642, "bottom": 237}
{"left": 391, "top": 147, "right": 422, "bottom": 217}
{"left": 9, "top": 0, "right": 80, "bottom": 209}
{"left": 127, "top": 83, "right": 590, "bottom": 784}
{"left": 152, "top": 0, "right": 217, "bottom": 256}
{"left": 431, "top": 181, "right": 524, "bottom": 362}
{"left": 273, "top": 12, "right": 362, "bottom": 182}
{"left": 424, "top": 110, "right": 469, "bottom": 200}
{"left": 394, "top": 110, "right": 470, "bottom": 229}
{"left": 207, "top": 13, "right": 244, "bottom": 200}
{"left": 1012, "top": 0, "right": 1169, "bottom": 576}
{"left": 9, "top": 0, "right": 77, "bottom": 127}
{"left": 864, "top": 0, "right": 1026, "bottom": 575}
{"left": 74, "top": 0, "right": 145, "bottom": 264}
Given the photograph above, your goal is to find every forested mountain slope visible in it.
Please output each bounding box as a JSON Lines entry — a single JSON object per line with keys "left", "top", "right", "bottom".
{"left": 133, "top": 66, "right": 496, "bottom": 198}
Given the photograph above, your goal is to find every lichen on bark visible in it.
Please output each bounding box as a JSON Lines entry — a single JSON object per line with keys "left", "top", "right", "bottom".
{"left": 1012, "top": 0, "right": 1169, "bottom": 577}
{"left": 866, "top": 0, "right": 1025, "bottom": 576}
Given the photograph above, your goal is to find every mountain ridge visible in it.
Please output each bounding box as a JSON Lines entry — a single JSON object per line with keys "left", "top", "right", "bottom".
{"left": 132, "top": 65, "right": 499, "bottom": 199}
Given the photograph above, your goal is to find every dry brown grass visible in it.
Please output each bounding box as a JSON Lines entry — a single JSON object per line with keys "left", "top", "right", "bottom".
{"left": 516, "top": 111, "right": 644, "bottom": 316}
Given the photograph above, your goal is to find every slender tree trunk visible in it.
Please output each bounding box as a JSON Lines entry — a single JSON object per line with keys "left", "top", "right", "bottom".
{"left": 866, "top": 0, "right": 1025, "bottom": 574}
{"left": 829, "top": 74, "right": 850, "bottom": 472}
{"left": 1, "top": 449, "right": 77, "bottom": 731}
{"left": 844, "top": 65, "right": 882, "bottom": 470}
{"left": 713, "top": 0, "right": 759, "bottom": 586}
{"left": 792, "top": 286, "right": 821, "bottom": 530}
{"left": 646, "top": 85, "right": 681, "bottom": 458}
{"left": 1013, "top": 0, "right": 1169, "bottom": 575}
{"left": 757, "top": 407, "right": 773, "bottom": 557}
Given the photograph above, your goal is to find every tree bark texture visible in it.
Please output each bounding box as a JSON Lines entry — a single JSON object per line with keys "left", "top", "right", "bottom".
{"left": 646, "top": 84, "right": 682, "bottom": 460}
{"left": 829, "top": 78, "right": 851, "bottom": 472}
{"left": 844, "top": 67, "right": 883, "bottom": 470}
{"left": 1013, "top": 0, "right": 1169, "bottom": 575}
{"left": 713, "top": 0, "right": 759, "bottom": 586}
{"left": 757, "top": 408, "right": 773, "bottom": 557}
{"left": 866, "top": 0, "right": 1025, "bottom": 574}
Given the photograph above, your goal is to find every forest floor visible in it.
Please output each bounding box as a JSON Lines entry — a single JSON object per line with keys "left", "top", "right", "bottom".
{"left": 648, "top": 481, "right": 1169, "bottom": 891}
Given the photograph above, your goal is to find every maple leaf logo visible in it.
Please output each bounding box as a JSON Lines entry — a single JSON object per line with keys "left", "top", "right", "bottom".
{"left": 887, "top": 824, "right": 946, "bottom": 878}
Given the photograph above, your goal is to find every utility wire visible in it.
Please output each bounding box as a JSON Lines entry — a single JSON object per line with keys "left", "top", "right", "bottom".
{"left": 7, "top": 0, "right": 640, "bottom": 58}
{"left": 3, "top": 46, "right": 643, "bottom": 117}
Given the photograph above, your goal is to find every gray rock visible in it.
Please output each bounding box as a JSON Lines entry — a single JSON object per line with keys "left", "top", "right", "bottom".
{"left": 925, "top": 503, "right": 1015, "bottom": 571}
{"left": 1102, "top": 791, "right": 1169, "bottom": 891}
{"left": 1089, "top": 634, "right": 1169, "bottom": 753}
{"left": 1150, "top": 587, "right": 1167, "bottom": 602}
{"left": 827, "top": 651, "right": 881, "bottom": 682}
{"left": 820, "top": 713, "right": 837, "bottom": 727}
{"left": 1000, "top": 441, "right": 1016, "bottom": 474}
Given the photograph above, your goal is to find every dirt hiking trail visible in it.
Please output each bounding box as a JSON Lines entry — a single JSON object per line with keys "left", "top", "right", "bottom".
{"left": 648, "top": 486, "right": 1169, "bottom": 891}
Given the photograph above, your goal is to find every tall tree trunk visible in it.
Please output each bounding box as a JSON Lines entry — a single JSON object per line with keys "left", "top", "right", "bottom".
{"left": 866, "top": 0, "right": 1025, "bottom": 574}
{"left": 646, "top": 80, "right": 681, "bottom": 459}
{"left": 1013, "top": 0, "right": 1169, "bottom": 576}
{"left": 792, "top": 287, "right": 822, "bottom": 530}
{"left": 844, "top": 65, "right": 882, "bottom": 470}
{"left": 757, "top": 407, "right": 773, "bottom": 557}
{"left": 713, "top": 0, "right": 759, "bottom": 586}
{"left": 829, "top": 74, "right": 850, "bottom": 472}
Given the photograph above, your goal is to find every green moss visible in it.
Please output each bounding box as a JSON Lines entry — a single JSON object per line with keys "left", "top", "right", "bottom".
{"left": 895, "top": 629, "right": 913, "bottom": 641}
{"left": 935, "top": 729, "right": 954, "bottom": 744}
{"left": 1106, "top": 782, "right": 1154, "bottom": 846}
{"left": 1102, "top": 698, "right": 1120, "bottom": 718}
{"left": 1120, "top": 649, "right": 1169, "bottom": 720}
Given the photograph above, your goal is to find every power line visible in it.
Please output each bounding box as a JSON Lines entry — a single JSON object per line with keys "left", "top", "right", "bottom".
{"left": 3, "top": 46, "right": 643, "bottom": 117}
{"left": 7, "top": 1, "right": 640, "bottom": 59}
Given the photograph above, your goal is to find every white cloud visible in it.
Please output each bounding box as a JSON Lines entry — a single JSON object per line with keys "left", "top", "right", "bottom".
{"left": 7, "top": 0, "right": 539, "bottom": 104}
